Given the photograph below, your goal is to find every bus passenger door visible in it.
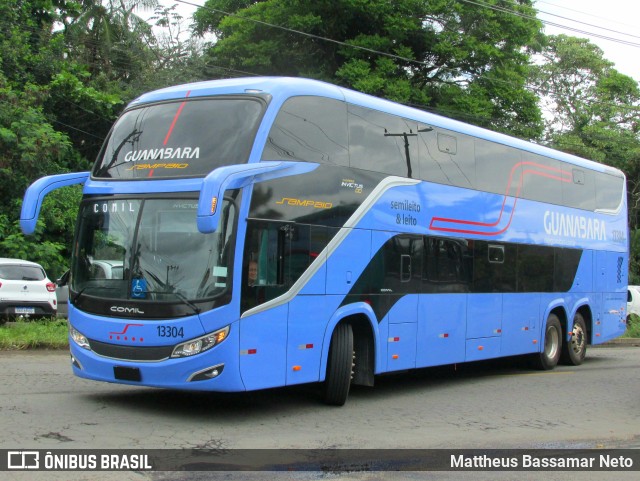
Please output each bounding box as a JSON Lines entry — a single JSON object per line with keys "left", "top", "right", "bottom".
{"left": 239, "top": 220, "right": 294, "bottom": 390}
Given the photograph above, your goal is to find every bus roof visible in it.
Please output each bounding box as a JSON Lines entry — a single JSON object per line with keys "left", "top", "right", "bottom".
{"left": 129, "top": 77, "right": 624, "bottom": 178}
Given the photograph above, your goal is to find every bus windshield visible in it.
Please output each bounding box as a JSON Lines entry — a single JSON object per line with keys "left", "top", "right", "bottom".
{"left": 93, "top": 97, "right": 266, "bottom": 179}
{"left": 71, "top": 197, "right": 237, "bottom": 307}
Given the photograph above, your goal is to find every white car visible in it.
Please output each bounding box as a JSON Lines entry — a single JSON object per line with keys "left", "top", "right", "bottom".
{"left": 628, "top": 285, "right": 640, "bottom": 321}
{"left": 90, "top": 260, "right": 124, "bottom": 279}
{"left": 0, "top": 258, "right": 57, "bottom": 322}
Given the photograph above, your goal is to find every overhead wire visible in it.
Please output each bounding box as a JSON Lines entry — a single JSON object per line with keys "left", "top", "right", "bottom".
{"left": 458, "top": 0, "right": 640, "bottom": 47}
{"left": 535, "top": 0, "right": 637, "bottom": 33}
{"left": 2, "top": 1, "right": 638, "bottom": 152}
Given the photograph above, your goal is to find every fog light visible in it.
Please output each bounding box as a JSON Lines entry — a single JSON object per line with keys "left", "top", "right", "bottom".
{"left": 188, "top": 364, "right": 225, "bottom": 382}
{"left": 70, "top": 354, "right": 83, "bottom": 369}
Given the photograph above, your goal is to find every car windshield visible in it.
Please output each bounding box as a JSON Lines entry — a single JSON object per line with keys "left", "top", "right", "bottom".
{"left": 72, "top": 196, "right": 236, "bottom": 303}
{"left": 0, "top": 265, "right": 45, "bottom": 281}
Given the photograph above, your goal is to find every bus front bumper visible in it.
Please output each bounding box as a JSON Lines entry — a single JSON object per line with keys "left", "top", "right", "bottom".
{"left": 68, "top": 325, "right": 245, "bottom": 392}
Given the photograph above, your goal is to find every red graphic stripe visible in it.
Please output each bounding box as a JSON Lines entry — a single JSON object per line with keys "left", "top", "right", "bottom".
{"left": 163, "top": 90, "right": 191, "bottom": 146}
{"left": 429, "top": 161, "right": 571, "bottom": 236}
{"left": 109, "top": 324, "right": 143, "bottom": 335}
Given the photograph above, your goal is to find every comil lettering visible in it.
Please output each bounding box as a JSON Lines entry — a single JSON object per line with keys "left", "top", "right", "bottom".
{"left": 544, "top": 211, "right": 606, "bottom": 241}
{"left": 124, "top": 147, "right": 200, "bottom": 162}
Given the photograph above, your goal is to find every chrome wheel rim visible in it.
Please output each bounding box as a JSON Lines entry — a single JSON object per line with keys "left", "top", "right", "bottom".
{"left": 570, "top": 321, "right": 586, "bottom": 354}
{"left": 545, "top": 326, "right": 559, "bottom": 359}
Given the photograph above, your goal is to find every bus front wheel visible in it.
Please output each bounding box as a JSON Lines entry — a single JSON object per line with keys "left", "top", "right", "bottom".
{"left": 560, "top": 312, "right": 587, "bottom": 366}
{"left": 531, "top": 314, "right": 562, "bottom": 370}
{"left": 322, "top": 323, "right": 354, "bottom": 406}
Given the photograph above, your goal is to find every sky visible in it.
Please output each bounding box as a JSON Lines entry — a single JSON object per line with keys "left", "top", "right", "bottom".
{"left": 536, "top": 0, "right": 640, "bottom": 81}
{"left": 153, "top": 0, "right": 640, "bottom": 82}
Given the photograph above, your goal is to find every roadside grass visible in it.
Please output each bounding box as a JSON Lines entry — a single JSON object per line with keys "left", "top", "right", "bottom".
{"left": 0, "top": 314, "right": 638, "bottom": 351}
{"left": 0, "top": 318, "right": 68, "bottom": 350}
{"left": 623, "top": 314, "right": 640, "bottom": 338}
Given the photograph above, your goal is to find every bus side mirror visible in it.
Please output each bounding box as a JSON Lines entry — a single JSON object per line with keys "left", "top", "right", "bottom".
{"left": 20, "top": 172, "right": 90, "bottom": 235}
{"left": 197, "top": 161, "right": 317, "bottom": 233}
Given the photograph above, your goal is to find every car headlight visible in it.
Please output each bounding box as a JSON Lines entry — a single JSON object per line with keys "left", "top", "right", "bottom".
{"left": 171, "top": 326, "right": 230, "bottom": 358}
{"left": 69, "top": 324, "right": 90, "bottom": 350}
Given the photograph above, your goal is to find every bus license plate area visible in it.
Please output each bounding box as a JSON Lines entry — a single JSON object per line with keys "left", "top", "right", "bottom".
{"left": 114, "top": 366, "right": 142, "bottom": 382}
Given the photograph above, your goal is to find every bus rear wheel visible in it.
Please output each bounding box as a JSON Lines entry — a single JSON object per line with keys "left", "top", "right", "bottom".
{"left": 322, "top": 323, "right": 354, "bottom": 406}
{"left": 560, "top": 312, "right": 587, "bottom": 366}
{"left": 531, "top": 314, "right": 562, "bottom": 370}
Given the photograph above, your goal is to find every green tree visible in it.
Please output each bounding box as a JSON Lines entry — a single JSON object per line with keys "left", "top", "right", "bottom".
{"left": 529, "top": 34, "right": 640, "bottom": 281}
{"left": 194, "top": 0, "right": 544, "bottom": 138}
{"left": 0, "top": 1, "right": 110, "bottom": 273}
{"left": 142, "top": 3, "right": 210, "bottom": 89}
{"left": 0, "top": 0, "right": 210, "bottom": 275}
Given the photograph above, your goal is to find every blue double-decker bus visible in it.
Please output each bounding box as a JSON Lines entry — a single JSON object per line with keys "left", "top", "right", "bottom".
{"left": 21, "top": 77, "right": 628, "bottom": 405}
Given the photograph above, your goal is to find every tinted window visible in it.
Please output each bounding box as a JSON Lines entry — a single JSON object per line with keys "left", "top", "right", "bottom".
{"left": 349, "top": 105, "right": 418, "bottom": 177}
{"left": 562, "top": 167, "right": 596, "bottom": 210}
{"left": 94, "top": 98, "right": 265, "bottom": 179}
{"left": 520, "top": 153, "right": 564, "bottom": 206}
{"left": 380, "top": 235, "right": 423, "bottom": 294}
{"left": 475, "top": 140, "right": 521, "bottom": 196}
{"left": 262, "top": 96, "right": 349, "bottom": 166}
{"left": 424, "top": 237, "right": 472, "bottom": 292}
{"left": 0, "top": 265, "right": 45, "bottom": 281}
{"left": 596, "top": 172, "right": 625, "bottom": 211}
{"left": 419, "top": 127, "right": 475, "bottom": 188}
{"left": 517, "top": 244, "right": 554, "bottom": 292}
{"left": 472, "top": 241, "right": 516, "bottom": 293}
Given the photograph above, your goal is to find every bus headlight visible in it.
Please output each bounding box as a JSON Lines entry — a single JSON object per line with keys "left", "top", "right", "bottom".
{"left": 69, "top": 324, "right": 91, "bottom": 350}
{"left": 171, "top": 326, "right": 230, "bottom": 358}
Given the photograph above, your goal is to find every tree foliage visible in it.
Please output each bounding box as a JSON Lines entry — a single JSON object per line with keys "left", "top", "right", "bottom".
{"left": 0, "top": 1, "right": 639, "bottom": 283}
{"left": 194, "top": 0, "right": 545, "bottom": 138}
{"left": 529, "top": 34, "right": 640, "bottom": 282}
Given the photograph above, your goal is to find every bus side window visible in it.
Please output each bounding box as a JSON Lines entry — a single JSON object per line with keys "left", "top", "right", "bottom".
{"left": 473, "top": 241, "right": 516, "bottom": 293}
{"left": 348, "top": 105, "right": 418, "bottom": 178}
{"left": 242, "top": 221, "right": 327, "bottom": 311}
{"left": 423, "top": 237, "right": 470, "bottom": 292}
{"left": 261, "top": 96, "right": 349, "bottom": 166}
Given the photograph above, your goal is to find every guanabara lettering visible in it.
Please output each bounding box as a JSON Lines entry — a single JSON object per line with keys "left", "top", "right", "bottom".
{"left": 543, "top": 211, "right": 607, "bottom": 241}
{"left": 123, "top": 147, "right": 200, "bottom": 162}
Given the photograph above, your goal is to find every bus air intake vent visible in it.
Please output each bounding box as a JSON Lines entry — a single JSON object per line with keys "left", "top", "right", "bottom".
{"left": 88, "top": 339, "right": 174, "bottom": 361}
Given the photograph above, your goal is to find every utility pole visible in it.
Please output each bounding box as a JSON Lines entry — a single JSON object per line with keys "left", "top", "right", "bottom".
{"left": 384, "top": 126, "right": 432, "bottom": 178}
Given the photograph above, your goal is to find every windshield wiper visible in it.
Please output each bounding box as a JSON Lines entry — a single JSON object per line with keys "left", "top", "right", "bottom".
{"left": 141, "top": 290, "right": 201, "bottom": 316}
{"left": 71, "top": 285, "right": 121, "bottom": 304}
{"left": 173, "top": 291, "right": 201, "bottom": 315}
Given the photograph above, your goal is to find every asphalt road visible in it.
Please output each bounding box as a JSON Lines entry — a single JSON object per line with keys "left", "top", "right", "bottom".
{"left": 1, "top": 346, "right": 639, "bottom": 480}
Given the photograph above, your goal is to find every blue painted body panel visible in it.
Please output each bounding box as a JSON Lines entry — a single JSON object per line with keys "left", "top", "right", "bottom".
{"left": 20, "top": 77, "right": 629, "bottom": 393}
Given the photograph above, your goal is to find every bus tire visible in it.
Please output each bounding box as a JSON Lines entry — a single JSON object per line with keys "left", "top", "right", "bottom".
{"left": 531, "top": 314, "right": 562, "bottom": 370}
{"left": 322, "top": 323, "right": 354, "bottom": 406}
{"left": 560, "top": 312, "right": 587, "bottom": 366}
